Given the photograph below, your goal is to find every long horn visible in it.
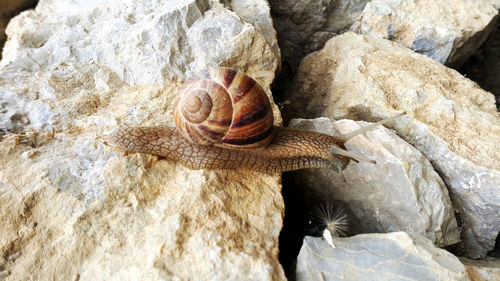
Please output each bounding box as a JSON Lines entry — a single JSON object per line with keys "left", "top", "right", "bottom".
{"left": 330, "top": 146, "right": 376, "bottom": 164}
{"left": 342, "top": 112, "right": 406, "bottom": 141}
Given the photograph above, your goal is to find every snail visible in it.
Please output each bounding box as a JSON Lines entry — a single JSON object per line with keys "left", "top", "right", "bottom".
{"left": 107, "top": 67, "right": 404, "bottom": 173}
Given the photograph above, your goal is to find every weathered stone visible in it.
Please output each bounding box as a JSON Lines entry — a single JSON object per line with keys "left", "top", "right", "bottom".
{"left": 0, "top": 0, "right": 284, "bottom": 280}
{"left": 2, "top": 0, "right": 279, "bottom": 89}
{"left": 350, "top": 0, "right": 499, "bottom": 67}
{"left": 288, "top": 117, "right": 460, "bottom": 247}
{"left": 287, "top": 32, "right": 500, "bottom": 258}
{"left": 296, "top": 232, "right": 469, "bottom": 281}
{"left": 461, "top": 258, "right": 500, "bottom": 281}
{"left": 0, "top": 129, "right": 285, "bottom": 280}
{"left": 0, "top": 0, "right": 37, "bottom": 58}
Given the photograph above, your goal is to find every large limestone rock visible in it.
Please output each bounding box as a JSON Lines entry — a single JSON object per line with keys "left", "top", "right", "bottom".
{"left": 0, "top": 129, "right": 284, "bottom": 280}
{"left": 288, "top": 117, "right": 460, "bottom": 247}
{"left": 0, "top": 0, "right": 284, "bottom": 280}
{"left": 351, "top": 0, "right": 499, "bottom": 67}
{"left": 287, "top": 32, "right": 500, "bottom": 258}
{"left": 1, "top": 0, "right": 279, "bottom": 88}
{"left": 295, "top": 232, "right": 470, "bottom": 281}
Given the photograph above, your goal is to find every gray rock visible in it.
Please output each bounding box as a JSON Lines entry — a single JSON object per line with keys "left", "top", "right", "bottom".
{"left": 350, "top": 0, "right": 499, "bottom": 67}
{"left": 296, "top": 232, "right": 469, "bottom": 281}
{"left": 270, "top": 0, "right": 369, "bottom": 69}
{"left": 289, "top": 117, "right": 460, "bottom": 247}
{"left": 287, "top": 32, "right": 500, "bottom": 258}
{"left": 2, "top": 0, "right": 278, "bottom": 86}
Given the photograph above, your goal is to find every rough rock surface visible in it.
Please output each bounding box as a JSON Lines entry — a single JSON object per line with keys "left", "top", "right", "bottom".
{"left": 270, "top": 0, "right": 498, "bottom": 72}
{"left": 270, "top": 0, "right": 369, "bottom": 70}
{"left": 1, "top": 0, "right": 279, "bottom": 89}
{"left": 287, "top": 32, "right": 500, "bottom": 258}
{"left": 461, "top": 258, "right": 500, "bottom": 281}
{"left": 351, "top": 0, "right": 499, "bottom": 67}
{"left": 295, "top": 232, "right": 469, "bottom": 281}
{"left": 0, "top": 0, "right": 37, "bottom": 59}
{"left": 0, "top": 0, "right": 284, "bottom": 280}
{"left": 288, "top": 117, "right": 460, "bottom": 247}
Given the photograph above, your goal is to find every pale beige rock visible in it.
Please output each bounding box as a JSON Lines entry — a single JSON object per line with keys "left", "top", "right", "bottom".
{"left": 296, "top": 232, "right": 470, "bottom": 281}
{"left": 351, "top": 0, "right": 499, "bottom": 67}
{"left": 461, "top": 258, "right": 500, "bottom": 281}
{"left": 0, "top": 84, "right": 286, "bottom": 281}
{"left": 287, "top": 32, "right": 500, "bottom": 258}
{"left": 288, "top": 117, "right": 460, "bottom": 247}
{"left": 0, "top": 0, "right": 37, "bottom": 58}
{"left": 0, "top": 0, "right": 284, "bottom": 280}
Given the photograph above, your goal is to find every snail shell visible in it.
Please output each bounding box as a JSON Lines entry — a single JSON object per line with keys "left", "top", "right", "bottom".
{"left": 173, "top": 67, "right": 275, "bottom": 150}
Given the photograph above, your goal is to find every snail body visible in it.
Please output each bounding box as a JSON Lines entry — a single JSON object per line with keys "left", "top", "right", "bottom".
{"left": 109, "top": 126, "right": 349, "bottom": 173}
{"left": 108, "top": 67, "right": 404, "bottom": 173}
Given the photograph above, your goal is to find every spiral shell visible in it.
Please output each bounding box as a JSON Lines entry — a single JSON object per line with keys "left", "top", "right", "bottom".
{"left": 174, "top": 67, "right": 275, "bottom": 149}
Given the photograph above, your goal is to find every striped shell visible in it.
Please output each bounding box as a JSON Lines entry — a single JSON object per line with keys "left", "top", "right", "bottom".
{"left": 173, "top": 67, "right": 275, "bottom": 150}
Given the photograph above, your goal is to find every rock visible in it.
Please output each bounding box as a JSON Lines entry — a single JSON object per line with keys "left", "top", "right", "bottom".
{"left": 288, "top": 117, "right": 460, "bottom": 247}
{"left": 0, "top": 0, "right": 37, "bottom": 59}
{"left": 0, "top": 131, "right": 285, "bottom": 280}
{"left": 460, "top": 258, "right": 500, "bottom": 281}
{"left": 270, "top": 0, "right": 369, "bottom": 70}
{"left": 271, "top": 0, "right": 498, "bottom": 71}
{"left": 225, "top": 0, "right": 280, "bottom": 59}
{"left": 0, "top": 0, "right": 284, "bottom": 280}
{"left": 287, "top": 32, "right": 500, "bottom": 258}
{"left": 493, "top": 0, "right": 500, "bottom": 9}
{"left": 350, "top": 0, "right": 499, "bottom": 68}
{"left": 2, "top": 0, "right": 279, "bottom": 89}
{"left": 295, "top": 232, "right": 469, "bottom": 281}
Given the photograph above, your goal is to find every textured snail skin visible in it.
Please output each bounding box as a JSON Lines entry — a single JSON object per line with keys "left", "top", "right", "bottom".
{"left": 108, "top": 126, "right": 351, "bottom": 173}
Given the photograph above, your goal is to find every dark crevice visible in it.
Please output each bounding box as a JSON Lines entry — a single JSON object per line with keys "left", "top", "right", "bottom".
{"left": 459, "top": 16, "right": 500, "bottom": 111}
{"left": 487, "top": 232, "right": 500, "bottom": 258}
{"left": 278, "top": 172, "right": 308, "bottom": 278}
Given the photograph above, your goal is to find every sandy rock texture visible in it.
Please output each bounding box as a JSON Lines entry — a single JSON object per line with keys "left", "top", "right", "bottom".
{"left": 296, "top": 232, "right": 469, "bottom": 281}
{"left": 0, "top": 0, "right": 284, "bottom": 280}
{"left": 287, "top": 32, "right": 500, "bottom": 258}
{"left": 288, "top": 117, "right": 460, "bottom": 247}
{"left": 351, "top": 0, "right": 499, "bottom": 67}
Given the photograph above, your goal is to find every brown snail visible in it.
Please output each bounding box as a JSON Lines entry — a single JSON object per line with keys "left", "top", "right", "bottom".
{"left": 107, "top": 67, "right": 404, "bottom": 173}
